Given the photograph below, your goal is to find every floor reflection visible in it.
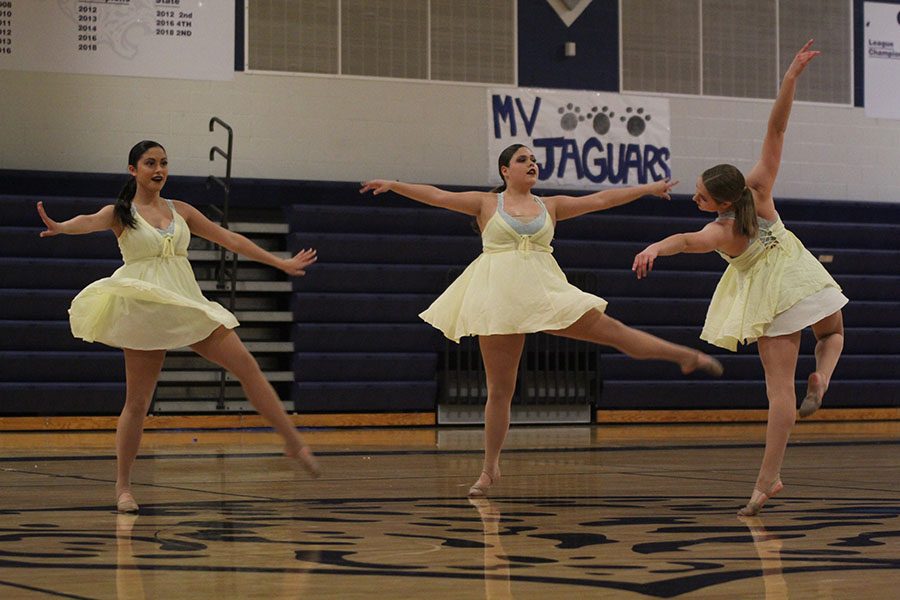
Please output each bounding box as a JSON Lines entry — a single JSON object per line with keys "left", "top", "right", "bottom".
{"left": 1, "top": 432, "right": 897, "bottom": 599}
{"left": 739, "top": 516, "right": 789, "bottom": 600}
{"left": 469, "top": 498, "right": 512, "bottom": 600}
{"left": 116, "top": 513, "right": 146, "bottom": 600}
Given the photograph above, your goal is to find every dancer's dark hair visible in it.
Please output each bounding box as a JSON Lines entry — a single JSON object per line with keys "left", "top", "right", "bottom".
{"left": 702, "top": 163, "right": 758, "bottom": 239}
{"left": 490, "top": 143, "right": 527, "bottom": 193}
{"left": 114, "top": 140, "right": 166, "bottom": 229}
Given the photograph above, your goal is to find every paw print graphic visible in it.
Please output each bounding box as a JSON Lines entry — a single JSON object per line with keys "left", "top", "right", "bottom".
{"left": 558, "top": 103, "right": 585, "bottom": 131}
{"left": 621, "top": 107, "right": 651, "bottom": 136}
{"left": 585, "top": 106, "right": 615, "bottom": 136}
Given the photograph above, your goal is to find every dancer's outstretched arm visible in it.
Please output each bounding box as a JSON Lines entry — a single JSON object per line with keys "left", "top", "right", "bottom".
{"left": 747, "top": 39, "right": 820, "bottom": 220}
{"left": 37, "top": 202, "right": 118, "bottom": 236}
{"left": 175, "top": 201, "right": 316, "bottom": 276}
{"left": 632, "top": 221, "right": 732, "bottom": 279}
{"left": 547, "top": 178, "right": 677, "bottom": 221}
{"left": 360, "top": 179, "right": 488, "bottom": 216}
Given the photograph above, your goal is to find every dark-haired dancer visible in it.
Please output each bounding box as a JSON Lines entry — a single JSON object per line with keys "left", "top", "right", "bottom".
{"left": 361, "top": 146, "right": 723, "bottom": 497}
{"left": 37, "top": 140, "right": 320, "bottom": 512}
{"left": 633, "top": 41, "right": 847, "bottom": 516}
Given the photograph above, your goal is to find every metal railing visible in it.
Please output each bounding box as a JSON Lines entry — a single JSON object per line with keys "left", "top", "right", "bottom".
{"left": 438, "top": 270, "right": 602, "bottom": 408}
{"left": 207, "top": 116, "right": 237, "bottom": 409}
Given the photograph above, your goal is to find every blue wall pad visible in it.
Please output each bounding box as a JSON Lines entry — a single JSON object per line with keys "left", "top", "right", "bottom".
{"left": 292, "top": 381, "right": 436, "bottom": 412}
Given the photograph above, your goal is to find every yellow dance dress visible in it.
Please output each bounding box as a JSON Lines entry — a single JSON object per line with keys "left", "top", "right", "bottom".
{"left": 419, "top": 193, "right": 607, "bottom": 342}
{"left": 69, "top": 199, "right": 239, "bottom": 350}
{"left": 701, "top": 213, "right": 847, "bottom": 351}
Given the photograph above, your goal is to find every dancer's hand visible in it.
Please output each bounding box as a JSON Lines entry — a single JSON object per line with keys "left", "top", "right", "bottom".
{"left": 632, "top": 246, "right": 658, "bottom": 279}
{"left": 359, "top": 179, "right": 394, "bottom": 195}
{"left": 282, "top": 248, "right": 317, "bottom": 276}
{"left": 647, "top": 178, "right": 678, "bottom": 200}
{"left": 785, "top": 39, "right": 820, "bottom": 80}
{"left": 36, "top": 201, "right": 63, "bottom": 237}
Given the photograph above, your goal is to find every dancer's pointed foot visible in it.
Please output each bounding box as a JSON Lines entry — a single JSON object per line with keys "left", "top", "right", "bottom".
{"left": 799, "top": 371, "right": 826, "bottom": 417}
{"left": 468, "top": 469, "right": 500, "bottom": 497}
{"left": 681, "top": 351, "right": 724, "bottom": 377}
{"left": 116, "top": 491, "right": 139, "bottom": 514}
{"left": 286, "top": 445, "right": 321, "bottom": 478}
{"left": 738, "top": 479, "right": 783, "bottom": 517}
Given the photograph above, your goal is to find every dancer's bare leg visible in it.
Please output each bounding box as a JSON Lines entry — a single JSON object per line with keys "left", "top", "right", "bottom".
{"left": 753, "top": 332, "right": 801, "bottom": 493}
{"left": 469, "top": 334, "right": 525, "bottom": 495}
{"left": 801, "top": 310, "right": 844, "bottom": 416}
{"left": 546, "top": 310, "right": 722, "bottom": 375}
{"left": 190, "top": 326, "right": 319, "bottom": 476}
{"left": 117, "top": 348, "right": 166, "bottom": 509}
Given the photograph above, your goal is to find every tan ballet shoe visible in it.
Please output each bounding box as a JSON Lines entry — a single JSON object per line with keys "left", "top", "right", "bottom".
{"left": 798, "top": 372, "right": 826, "bottom": 417}
{"left": 468, "top": 470, "right": 499, "bottom": 497}
{"left": 738, "top": 479, "right": 783, "bottom": 517}
{"left": 287, "top": 445, "right": 321, "bottom": 478}
{"left": 116, "top": 491, "right": 139, "bottom": 514}
{"left": 682, "top": 352, "right": 724, "bottom": 377}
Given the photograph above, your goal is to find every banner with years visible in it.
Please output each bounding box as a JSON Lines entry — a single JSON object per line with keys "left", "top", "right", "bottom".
{"left": 0, "top": 0, "right": 233, "bottom": 81}
{"left": 487, "top": 87, "right": 671, "bottom": 188}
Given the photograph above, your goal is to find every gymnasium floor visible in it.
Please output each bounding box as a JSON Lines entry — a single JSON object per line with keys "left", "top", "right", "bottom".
{"left": 1, "top": 422, "right": 898, "bottom": 599}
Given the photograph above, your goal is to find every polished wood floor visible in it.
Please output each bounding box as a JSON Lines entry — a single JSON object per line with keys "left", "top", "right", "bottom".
{"left": 0, "top": 421, "right": 898, "bottom": 599}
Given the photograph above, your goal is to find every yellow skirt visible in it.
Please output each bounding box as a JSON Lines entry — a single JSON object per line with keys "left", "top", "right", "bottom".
{"left": 70, "top": 257, "right": 238, "bottom": 350}
{"left": 420, "top": 251, "right": 607, "bottom": 343}
{"left": 701, "top": 227, "right": 845, "bottom": 351}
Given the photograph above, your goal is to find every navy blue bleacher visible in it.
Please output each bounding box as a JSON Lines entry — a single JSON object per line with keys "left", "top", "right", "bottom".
{"left": 1, "top": 172, "right": 898, "bottom": 416}
{"left": 0, "top": 197, "right": 126, "bottom": 412}
{"left": 285, "top": 182, "right": 900, "bottom": 413}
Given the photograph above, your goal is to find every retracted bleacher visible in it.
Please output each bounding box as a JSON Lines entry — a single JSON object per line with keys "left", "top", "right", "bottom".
{"left": 2, "top": 176, "right": 898, "bottom": 419}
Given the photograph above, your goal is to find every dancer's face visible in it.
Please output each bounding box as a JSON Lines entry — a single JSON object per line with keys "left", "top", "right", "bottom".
{"left": 129, "top": 147, "right": 168, "bottom": 194}
{"left": 693, "top": 177, "right": 729, "bottom": 213}
{"left": 501, "top": 147, "right": 538, "bottom": 188}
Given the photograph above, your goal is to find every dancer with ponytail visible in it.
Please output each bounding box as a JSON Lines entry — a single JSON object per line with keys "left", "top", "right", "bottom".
{"left": 37, "top": 140, "right": 320, "bottom": 513}
{"left": 633, "top": 41, "right": 847, "bottom": 516}
{"left": 361, "top": 146, "right": 723, "bottom": 497}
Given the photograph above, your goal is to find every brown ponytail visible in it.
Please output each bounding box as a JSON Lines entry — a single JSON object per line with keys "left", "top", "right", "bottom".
{"left": 731, "top": 186, "right": 757, "bottom": 239}
{"left": 114, "top": 178, "right": 138, "bottom": 229}
{"left": 701, "top": 164, "right": 758, "bottom": 239}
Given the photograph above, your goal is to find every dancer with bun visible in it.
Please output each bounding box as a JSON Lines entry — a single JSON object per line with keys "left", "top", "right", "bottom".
{"left": 362, "top": 147, "right": 722, "bottom": 496}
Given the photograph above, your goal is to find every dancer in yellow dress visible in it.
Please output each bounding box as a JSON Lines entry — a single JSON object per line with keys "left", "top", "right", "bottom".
{"left": 633, "top": 41, "right": 847, "bottom": 516}
{"left": 37, "top": 140, "right": 320, "bottom": 513}
{"left": 361, "top": 148, "right": 723, "bottom": 497}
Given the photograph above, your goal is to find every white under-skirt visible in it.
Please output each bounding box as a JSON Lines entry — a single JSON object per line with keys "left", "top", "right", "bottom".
{"left": 763, "top": 287, "right": 848, "bottom": 337}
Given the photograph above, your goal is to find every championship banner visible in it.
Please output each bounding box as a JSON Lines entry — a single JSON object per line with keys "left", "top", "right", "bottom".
{"left": 0, "top": 0, "right": 234, "bottom": 81}
{"left": 864, "top": 2, "right": 900, "bottom": 119}
{"left": 488, "top": 88, "right": 671, "bottom": 188}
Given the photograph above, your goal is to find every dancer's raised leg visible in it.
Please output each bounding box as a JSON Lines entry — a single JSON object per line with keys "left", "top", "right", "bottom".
{"left": 117, "top": 348, "right": 166, "bottom": 512}
{"left": 547, "top": 310, "right": 722, "bottom": 376}
{"left": 190, "top": 326, "right": 319, "bottom": 476}
{"left": 469, "top": 334, "right": 526, "bottom": 496}
{"left": 800, "top": 310, "right": 844, "bottom": 417}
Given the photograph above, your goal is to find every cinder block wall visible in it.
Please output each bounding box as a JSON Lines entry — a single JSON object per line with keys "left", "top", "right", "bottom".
{"left": 1, "top": 70, "right": 898, "bottom": 203}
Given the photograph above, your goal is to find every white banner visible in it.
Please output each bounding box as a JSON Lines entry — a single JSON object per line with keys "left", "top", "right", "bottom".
{"left": 864, "top": 2, "right": 900, "bottom": 119}
{"left": 488, "top": 87, "right": 671, "bottom": 188}
{"left": 0, "top": 0, "right": 234, "bottom": 81}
